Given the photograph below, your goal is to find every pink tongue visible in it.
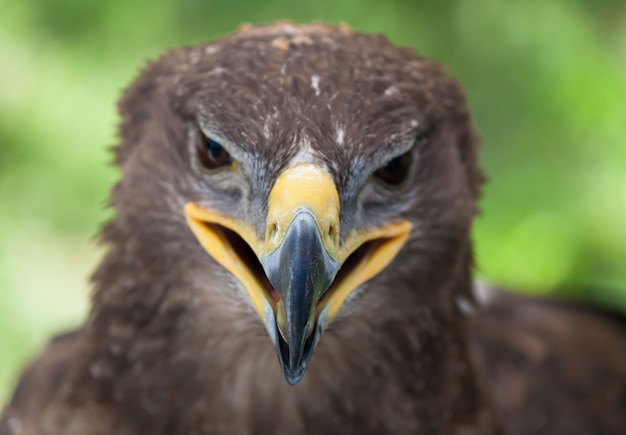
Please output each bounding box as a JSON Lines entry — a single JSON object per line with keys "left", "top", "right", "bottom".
{"left": 269, "top": 288, "right": 281, "bottom": 303}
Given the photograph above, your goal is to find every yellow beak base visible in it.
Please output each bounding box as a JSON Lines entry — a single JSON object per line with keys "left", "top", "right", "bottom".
{"left": 184, "top": 163, "right": 412, "bottom": 338}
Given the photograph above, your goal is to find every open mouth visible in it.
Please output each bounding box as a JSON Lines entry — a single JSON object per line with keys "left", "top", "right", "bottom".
{"left": 202, "top": 220, "right": 396, "bottom": 321}
{"left": 220, "top": 223, "right": 397, "bottom": 306}
{"left": 194, "top": 218, "right": 408, "bottom": 327}
{"left": 188, "top": 216, "right": 410, "bottom": 384}
{"left": 184, "top": 163, "right": 412, "bottom": 384}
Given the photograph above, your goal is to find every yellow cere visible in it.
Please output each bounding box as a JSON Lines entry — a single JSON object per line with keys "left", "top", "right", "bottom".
{"left": 264, "top": 164, "right": 341, "bottom": 259}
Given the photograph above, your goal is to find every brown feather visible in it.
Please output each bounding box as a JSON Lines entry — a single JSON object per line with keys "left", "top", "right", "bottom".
{"left": 470, "top": 290, "right": 626, "bottom": 435}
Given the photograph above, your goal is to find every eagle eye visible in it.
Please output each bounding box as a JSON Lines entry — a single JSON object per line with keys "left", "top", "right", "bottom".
{"left": 373, "top": 151, "right": 412, "bottom": 186}
{"left": 197, "top": 133, "right": 233, "bottom": 170}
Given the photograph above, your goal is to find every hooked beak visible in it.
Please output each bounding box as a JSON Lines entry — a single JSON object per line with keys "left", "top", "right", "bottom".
{"left": 262, "top": 210, "right": 338, "bottom": 382}
{"left": 185, "top": 164, "right": 412, "bottom": 384}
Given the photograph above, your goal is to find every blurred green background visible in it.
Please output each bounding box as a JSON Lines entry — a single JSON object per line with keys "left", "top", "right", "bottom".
{"left": 1, "top": 0, "right": 625, "bottom": 402}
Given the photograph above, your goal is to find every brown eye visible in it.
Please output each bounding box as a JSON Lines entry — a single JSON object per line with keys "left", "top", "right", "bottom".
{"left": 197, "top": 133, "right": 232, "bottom": 169}
{"left": 373, "top": 151, "right": 412, "bottom": 186}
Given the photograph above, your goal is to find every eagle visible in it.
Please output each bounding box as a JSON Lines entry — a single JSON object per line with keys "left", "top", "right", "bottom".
{"left": 1, "top": 22, "right": 625, "bottom": 435}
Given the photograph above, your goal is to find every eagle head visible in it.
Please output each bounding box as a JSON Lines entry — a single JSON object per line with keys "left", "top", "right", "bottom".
{"left": 104, "top": 22, "right": 481, "bottom": 386}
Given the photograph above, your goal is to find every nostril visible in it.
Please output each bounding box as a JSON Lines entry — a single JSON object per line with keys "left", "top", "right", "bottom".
{"left": 267, "top": 222, "right": 278, "bottom": 240}
{"left": 327, "top": 224, "right": 338, "bottom": 244}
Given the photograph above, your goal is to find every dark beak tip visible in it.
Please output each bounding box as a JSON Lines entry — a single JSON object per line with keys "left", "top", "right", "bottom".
{"left": 278, "top": 343, "right": 309, "bottom": 386}
{"left": 276, "top": 328, "right": 311, "bottom": 386}
{"left": 283, "top": 365, "right": 307, "bottom": 386}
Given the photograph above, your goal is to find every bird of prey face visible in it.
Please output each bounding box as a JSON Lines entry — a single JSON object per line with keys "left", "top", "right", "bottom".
{"left": 115, "top": 22, "right": 479, "bottom": 385}
{"left": 7, "top": 23, "right": 484, "bottom": 432}
{"left": 4, "top": 22, "right": 626, "bottom": 435}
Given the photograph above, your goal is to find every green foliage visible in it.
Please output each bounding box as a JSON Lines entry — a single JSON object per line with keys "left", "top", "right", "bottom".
{"left": 1, "top": 0, "right": 625, "bottom": 400}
